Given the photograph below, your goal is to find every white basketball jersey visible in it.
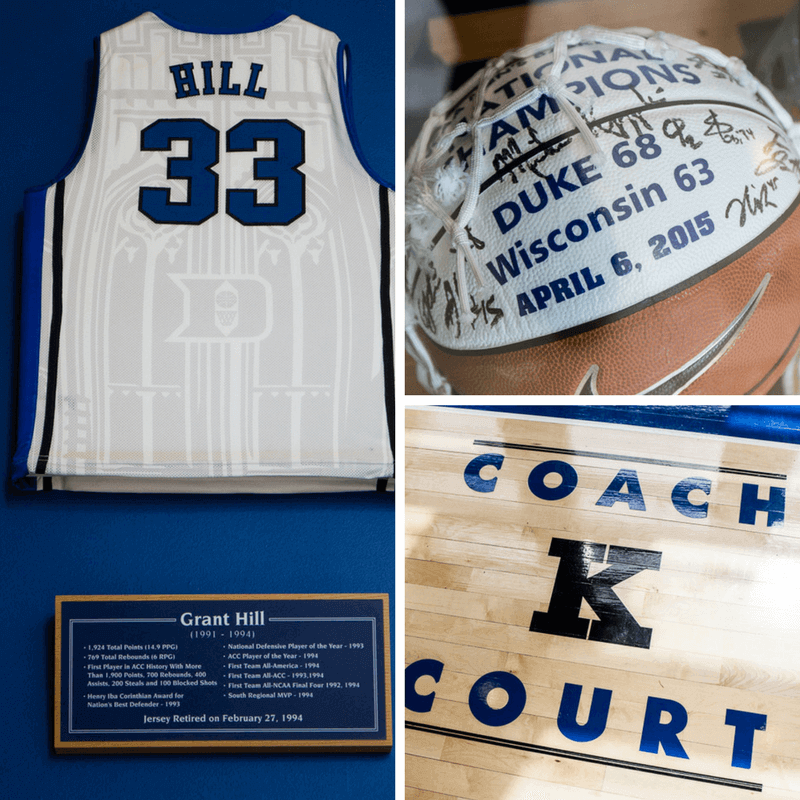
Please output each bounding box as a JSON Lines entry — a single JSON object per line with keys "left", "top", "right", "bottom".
{"left": 13, "top": 12, "right": 395, "bottom": 492}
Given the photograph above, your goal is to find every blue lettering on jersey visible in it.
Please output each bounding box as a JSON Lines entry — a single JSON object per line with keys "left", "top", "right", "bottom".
{"left": 226, "top": 120, "right": 306, "bottom": 225}
{"left": 139, "top": 118, "right": 305, "bottom": 227}
{"left": 139, "top": 118, "right": 219, "bottom": 224}
{"left": 169, "top": 61, "right": 267, "bottom": 100}
{"left": 169, "top": 63, "right": 200, "bottom": 98}
{"left": 219, "top": 61, "right": 241, "bottom": 95}
{"left": 200, "top": 61, "right": 215, "bottom": 95}
{"left": 244, "top": 63, "right": 267, "bottom": 99}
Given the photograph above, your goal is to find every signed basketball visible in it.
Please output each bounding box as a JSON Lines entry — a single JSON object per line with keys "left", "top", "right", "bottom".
{"left": 405, "top": 27, "right": 800, "bottom": 394}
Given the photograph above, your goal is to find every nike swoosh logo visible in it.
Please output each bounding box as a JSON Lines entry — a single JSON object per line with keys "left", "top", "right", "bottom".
{"left": 575, "top": 274, "right": 771, "bottom": 395}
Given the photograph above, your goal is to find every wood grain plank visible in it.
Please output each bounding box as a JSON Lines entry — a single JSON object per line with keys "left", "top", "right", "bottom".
{"left": 407, "top": 408, "right": 800, "bottom": 798}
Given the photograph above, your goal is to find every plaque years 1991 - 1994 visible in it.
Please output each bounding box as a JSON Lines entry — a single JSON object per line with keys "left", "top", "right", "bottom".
{"left": 54, "top": 594, "right": 392, "bottom": 753}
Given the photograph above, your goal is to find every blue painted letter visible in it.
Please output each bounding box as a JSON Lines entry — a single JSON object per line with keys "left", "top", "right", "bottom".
{"left": 739, "top": 484, "right": 784, "bottom": 527}
{"left": 468, "top": 671, "right": 526, "bottom": 727}
{"left": 557, "top": 683, "right": 612, "bottom": 742}
{"left": 725, "top": 708, "right": 767, "bottom": 769}
{"left": 464, "top": 453, "right": 505, "bottom": 493}
{"left": 405, "top": 659, "right": 444, "bottom": 713}
{"left": 639, "top": 696, "right": 689, "bottom": 759}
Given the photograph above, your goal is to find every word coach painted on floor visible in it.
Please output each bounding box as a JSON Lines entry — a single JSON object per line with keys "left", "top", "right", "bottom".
{"left": 463, "top": 451, "right": 786, "bottom": 529}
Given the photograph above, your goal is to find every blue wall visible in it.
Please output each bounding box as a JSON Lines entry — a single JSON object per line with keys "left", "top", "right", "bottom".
{"left": 1, "top": 2, "right": 394, "bottom": 798}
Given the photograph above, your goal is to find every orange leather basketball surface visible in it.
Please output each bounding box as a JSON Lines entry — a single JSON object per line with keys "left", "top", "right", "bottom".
{"left": 419, "top": 200, "right": 800, "bottom": 395}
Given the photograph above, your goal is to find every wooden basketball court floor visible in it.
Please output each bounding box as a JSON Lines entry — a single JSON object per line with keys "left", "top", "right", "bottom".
{"left": 406, "top": 406, "right": 800, "bottom": 799}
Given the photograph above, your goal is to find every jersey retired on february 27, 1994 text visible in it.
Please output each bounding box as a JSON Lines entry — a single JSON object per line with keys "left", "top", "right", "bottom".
{"left": 13, "top": 11, "right": 394, "bottom": 492}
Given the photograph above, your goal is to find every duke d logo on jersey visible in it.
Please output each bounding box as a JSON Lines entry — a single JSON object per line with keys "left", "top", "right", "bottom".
{"left": 168, "top": 275, "right": 273, "bottom": 342}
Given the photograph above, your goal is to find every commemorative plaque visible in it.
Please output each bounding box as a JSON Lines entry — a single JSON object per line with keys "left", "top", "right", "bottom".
{"left": 55, "top": 594, "right": 391, "bottom": 753}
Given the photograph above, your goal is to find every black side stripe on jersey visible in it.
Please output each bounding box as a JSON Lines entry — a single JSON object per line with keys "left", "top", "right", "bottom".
{"left": 378, "top": 184, "right": 395, "bottom": 470}
{"left": 35, "top": 180, "right": 65, "bottom": 475}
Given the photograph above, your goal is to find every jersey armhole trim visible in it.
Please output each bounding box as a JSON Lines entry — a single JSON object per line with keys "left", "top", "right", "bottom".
{"left": 151, "top": 8, "right": 291, "bottom": 34}
{"left": 336, "top": 42, "right": 394, "bottom": 191}
{"left": 12, "top": 189, "right": 47, "bottom": 490}
{"left": 27, "top": 37, "right": 101, "bottom": 193}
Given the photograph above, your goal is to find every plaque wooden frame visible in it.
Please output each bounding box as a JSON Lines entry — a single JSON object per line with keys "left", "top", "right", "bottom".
{"left": 55, "top": 593, "right": 392, "bottom": 754}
